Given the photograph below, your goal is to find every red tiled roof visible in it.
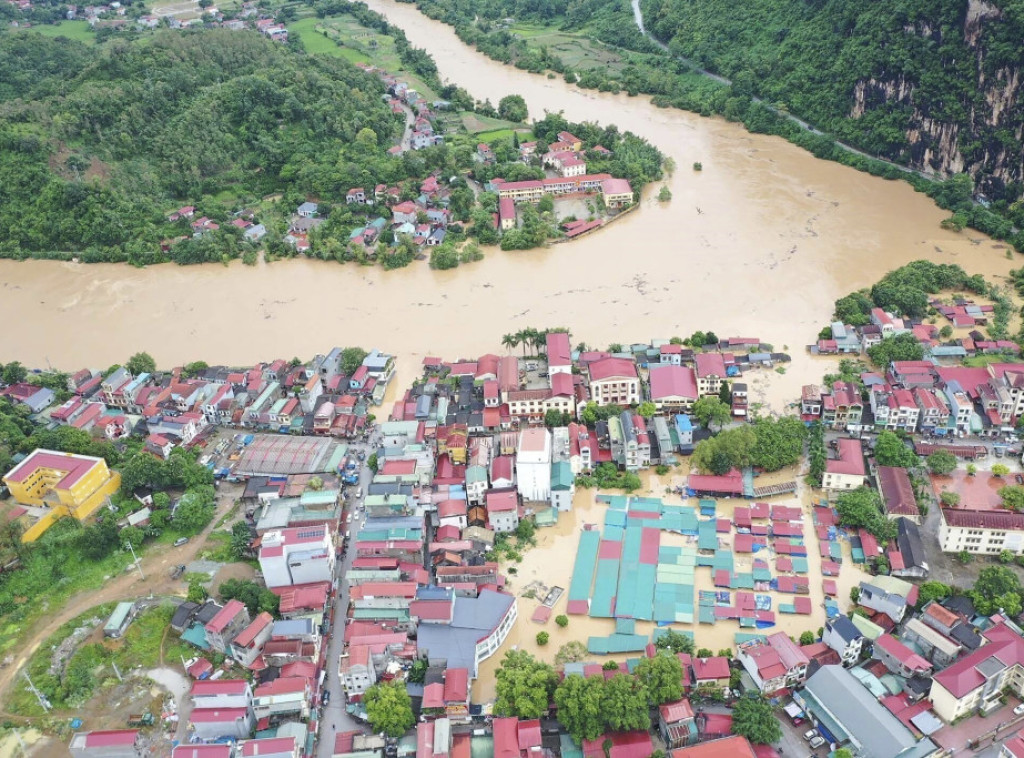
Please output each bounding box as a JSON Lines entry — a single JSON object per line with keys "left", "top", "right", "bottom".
{"left": 877, "top": 465, "right": 918, "bottom": 516}
{"left": 190, "top": 707, "right": 249, "bottom": 723}
{"left": 670, "top": 737, "right": 756, "bottom": 758}
{"left": 79, "top": 730, "right": 139, "bottom": 747}
{"left": 934, "top": 621, "right": 1024, "bottom": 697}
{"left": 3, "top": 449, "right": 104, "bottom": 488}
{"left": 231, "top": 612, "right": 273, "bottom": 648}
{"left": 692, "top": 656, "right": 730, "bottom": 681}
{"left": 205, "top": 600, "right": 246, "bottom": 634}
{"left": 649, "top": 365, "right": 698, "bottom": 400}
{"left": 942, "top": 508, "right": 1024, "bottom": 529}
{"left": 192, "top": 679, "right": 249, "bottom": 697}
{"left": 240, "top": 737, "right": 296, "bottom": 756}
{"left": 486, "top": 490, "right": 517, "bottom": 512}
{"left": 875, "top": 634, "right": 931, "bottom": 671}
{"left": 695, "top": 353, "right": 727, "bottom": 378}
{"left": 659, "top": 698, "right": 694, "bottom": 723}
{"left": 826, "top": 438, "right": 864, "bottom": 476}
{"left": 444, "top": 667, "right": 469, "bottom": 702}
{"left": 588, "top": 357, "right": 638, "bottom": 381}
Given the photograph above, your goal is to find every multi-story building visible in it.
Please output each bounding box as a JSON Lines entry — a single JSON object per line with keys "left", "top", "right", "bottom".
{"left": 930, "top": 620, "right": 1024, "bottom": 721}
{"left": 822, "top": 616, "right": 864, "bottom": 666}
{"left": 252, "top": 676, "right": 311, "bottom": 720}
{"left": 550, "top": 460, "right": 574, "bottom": 512}
{"left": 938, "top": 508, "right": 1024, "bottom": 556}
{"left": 205, "top": 600, "right": 251, "bottom": 654}
{"left": 516, "top": 428, "right": 552, "bottom": 502}
{"left": 943, "top": 382, "right": 974, "bottom": 434}
{"left": 694, "top": 353, "right": 726, "bottom": 398}
{"left": 258, "top": 525, "right": 335, "bottom": 588}
{"left": 736, "top": 633, "right": 809, "bottom": 695}
{"left": 486, "top": 490, "right": 519, "bottom": 533}
{"left": 822, "top": 438, "right": 865, "bottom": 493}
{"left": 587, "top": 357, "right": 639, "bottom": 406}
{"left": 648, "top": 366, "right": 699, "bottom": 413}
{"left": 822, "top": 382, "right": 863, "bottom": 431}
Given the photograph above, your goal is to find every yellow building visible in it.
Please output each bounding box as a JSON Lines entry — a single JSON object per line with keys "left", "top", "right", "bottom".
{"left": 3, "top": 449, "right": 121, "bottom": 541}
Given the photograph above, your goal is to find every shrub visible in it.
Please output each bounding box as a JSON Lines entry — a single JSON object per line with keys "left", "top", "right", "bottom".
{"left": 536, "top": 632, "right": 550, "bottom": 645}
{"left": 555, "top": 615, "right": 568, "bottom": 628}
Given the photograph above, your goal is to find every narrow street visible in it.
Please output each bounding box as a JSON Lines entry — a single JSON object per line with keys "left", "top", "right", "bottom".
{"left": 315, "top": 439, "right": 377, "bottom": 758}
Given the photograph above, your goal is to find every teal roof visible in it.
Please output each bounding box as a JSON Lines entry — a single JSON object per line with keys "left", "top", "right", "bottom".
{"left": 300, "top": 489, "right": 339, "bottom": 506}
{"left": 182, "top": 622, "right": 210, "bottom": 650}
{"left": 551, "top": 460, "right": 574, "bottom": 490}
{"left": 104, "top": 601, "right": 135, "bottom": 633}
{"left": 466, "top": 465, "right": 487, "bottom": 484}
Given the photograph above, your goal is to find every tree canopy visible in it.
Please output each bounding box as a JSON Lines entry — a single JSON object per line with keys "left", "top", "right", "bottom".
{"left": 731, "top": 695, "right": 782, "bottom": 745}
{"left": 494, "top": 650, "right": 557, "bottom": 719}
{"left": 364, "top": 681, "right": 415, "bottom": 738}
{"left": 554, "top": 675, "right": 605, "bottom": 743}
{"left": 873, "top": 431, "right": 918, "bottom": 468}
{"left": 970, "top": 566, "right": 1024, "bottom": 617}
{"left": 633, "top": 652, "right": 684, "bottom": 705}
{"left": 835, "top": 486, "right": 896, "bottom": 542}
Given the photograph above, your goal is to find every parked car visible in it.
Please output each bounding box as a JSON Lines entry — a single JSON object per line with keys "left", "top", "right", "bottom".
{"left": 803, "top": 729, "right": 818, "bottom": 741}
{"left": 1014, "top": 703, "right": 1024, "bottom": 716}
{"left": 173, "top": 537, "right": 189, "bottom": 547}
{"left": 809, "top": 736, "right": 826, "bottom": 750}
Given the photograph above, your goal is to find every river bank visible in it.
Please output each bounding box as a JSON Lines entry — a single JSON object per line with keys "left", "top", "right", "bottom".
{"left": 0, "top": 0, "right": 1017, "bottom": 391}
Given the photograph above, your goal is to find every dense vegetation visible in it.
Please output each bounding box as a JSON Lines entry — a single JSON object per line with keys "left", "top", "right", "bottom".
{"left": 0, "top": 30, "right": 406, "bottom": 263}
{"left": 639, "top": 0, "right": 1024, "bottom": 203}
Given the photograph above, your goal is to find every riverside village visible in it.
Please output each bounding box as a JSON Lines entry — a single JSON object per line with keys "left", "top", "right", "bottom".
{"left": 9, "top": 267, "right": 1024, "bottom": 758}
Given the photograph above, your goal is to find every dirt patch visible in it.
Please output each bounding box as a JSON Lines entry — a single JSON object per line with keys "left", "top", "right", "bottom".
{"left": 211, "top": 560, "right": 256, "bottom": 588}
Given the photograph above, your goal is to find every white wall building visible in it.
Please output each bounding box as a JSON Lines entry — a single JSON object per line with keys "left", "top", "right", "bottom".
{"left": 516, "top": 428, "right": 552, "bottom": 502}
{"left": 258, "top": 525, "right": 335, "bottom": 588}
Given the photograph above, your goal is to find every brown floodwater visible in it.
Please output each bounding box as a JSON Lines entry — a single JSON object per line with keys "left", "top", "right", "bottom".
{"left": 0, "top": 0, "right": 1016, "bottom": 386}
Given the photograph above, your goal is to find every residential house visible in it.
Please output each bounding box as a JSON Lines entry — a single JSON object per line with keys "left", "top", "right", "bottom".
{"left": 600, "top": 177, "right": 633, "bottom": 208}
{"left": 339, "top": 644, "right": 376, "bottom": 697}
{"left": 858, "top": 576, "right": 916, "bottom": 624}
{"left": 691, "top": 656, "right": 731, "bottom": 689}
{"left": 229, "top": 612, "right": 274, "bottom": 668}
{"left": 737, "top": 632, "right": 809, "bottom": 695}
{"left": 516, "top": 427, "right": 552, "bottom": 502}
{"left": 550, "top": 460, "right": 574, "bottom": 512}
{"left": 189, "top": 707, "right": 255, "bottom": 740}
{"left": 252, "top": 676, "right": 311, "bottom": 720}
{"left": 191, "top": 680, "right": 253, "bottom": 711}
{"left": 822, "top": 615, "right": 864, "bottom": 666}
{"left": 822, "top": 438, "right": 865, "bottom": 493}
{"left": 297, "top": 202, "right": 318, "bottom": 218}
{"left": 205, "top": 600, "right": 250, "bottom": 654}
{"left": 669, "top": 736, "right": 757, "bottom": 758}
{"left": 259, "top": 525, "right": 336, "bottom": 588}
{"left": 872, "top": 634, "right": 933, "bottom": 678}
{"left": 694, "top": 353, "right": 727, "bottom": 397}
{"left": 486, "top": 489, "right": 519, "bottom": 533}
{"left": 69, "top": 730, "right": 141, "bottom": 758}
{"left": 659, "top": 698, "right": 698, "bottom": 749}
{"left": 237, "top": 737, "right": 299, "bottom": 758}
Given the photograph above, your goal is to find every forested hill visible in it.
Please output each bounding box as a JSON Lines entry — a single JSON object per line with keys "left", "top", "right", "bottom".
{"left": 0, "top": 30, "right": 401, "bottom": 262}
{"left": 639, "top": 0, "right": 1024, "bottom": 204}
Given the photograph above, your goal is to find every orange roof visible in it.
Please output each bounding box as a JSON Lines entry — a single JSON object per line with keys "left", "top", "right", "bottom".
{"left": 671, "top": 736, "right": 756, "bottom": 758}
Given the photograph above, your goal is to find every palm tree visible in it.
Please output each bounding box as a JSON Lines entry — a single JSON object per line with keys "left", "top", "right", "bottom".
{"left": 501, "top": 333, "right": 519, "bottom": 353}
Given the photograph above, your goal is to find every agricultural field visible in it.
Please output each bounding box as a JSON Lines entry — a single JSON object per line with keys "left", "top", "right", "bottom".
{"left": 461, "top": 112, "right": 533, "bottom": 141}
{"left": 289, "top": 14, "right": 440, "bottom": 100}
{"left": 507, "top": 22, "right": 625, "bottom": 72}
{"left": 27, "top": 20, "right": 95, "bottom": 43}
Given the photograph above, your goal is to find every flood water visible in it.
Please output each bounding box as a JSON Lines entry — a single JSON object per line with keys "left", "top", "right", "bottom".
{"left": 0, "top": 0, "right": 1016, "bottom": 389}
{"left": 473, "top": 469, "right": 871, "bottom": 702}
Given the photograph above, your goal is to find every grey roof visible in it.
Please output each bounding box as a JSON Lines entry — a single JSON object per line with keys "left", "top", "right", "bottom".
{"left": 949, "top": 622, "right": 983, "bottom": 650}
{"left": 271, "top": 618, "right": 315, "bottom": 638}
{"left": 416, "top": 590, "right": 514, "bottom": 676}
{"left": 803, "top": 665, "right": 917, "bottom": 758}
{"left": 827, "top": 615, "right": 862, "bottom": 643}
{"left": 897, "top": 518, "right": 927, "bottom": 569}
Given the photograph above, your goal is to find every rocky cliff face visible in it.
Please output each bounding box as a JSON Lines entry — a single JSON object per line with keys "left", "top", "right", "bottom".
{"left": 849, "top": 0, "right": 1023, "bottom": 196}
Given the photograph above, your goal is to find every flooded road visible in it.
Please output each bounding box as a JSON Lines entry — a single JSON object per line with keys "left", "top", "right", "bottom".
{"left": 0, "top": 1, "right": 1015, "bottom": 389}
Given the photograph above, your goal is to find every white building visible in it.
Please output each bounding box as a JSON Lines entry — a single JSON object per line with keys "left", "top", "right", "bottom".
{"left": 938, "top": 508, "right": 1024, "bottom": 556}
{"left": 550, "top": 461, "right": 574, "bottom": 512}
{"left": 587, "top": 357, "right": 639, "bottom": 406}
{"left": 822, "top": 438, "right": 866, "bottom": 493}
{"left": 258, "top": 525, "right": 335, "bottom": 588}
{"left": 516, "top": 427, "right": 552, "bottom": 502}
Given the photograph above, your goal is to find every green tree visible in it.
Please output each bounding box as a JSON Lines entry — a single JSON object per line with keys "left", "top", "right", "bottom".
{"left": 229, "top": 522, "right": 252, "bottom": 560}
{"left": 1, "top": 362, "right": 27, "bottom": 385}
{"left": 718, "top": 381, "right": 732, "bottom": 406}
{"left": 1000, "top": 486, "right": 1024, "bottom": 511}
{"left": 867, "top": 333, "right": 925, "bottom": 366}
{"left": 600, "top": 673, "right": 650, "bottom": 732}
{"left": 916, "top": 581, "right": 951, "bottom": 607}
{"left": 750, "top": 416, "right": 806, "bottom": 471}
{"left": 655, "top": 629, "right": 694, "bottom": 655}
{"left": 537, "top": 195, "right": 554, "bottom": 214}
{"left": 364, "top": 681, "right": 415, "bottom": 738}
{"left": 940, "top": 491, "right": 961, "bottom": 507}
{"left": 637, "top": 401, "right": 657, "bottom": 419}
{"left": 970, "top": 566, "right": 1024, "bottom": 616}
{"left": 554, "top": 675, "right": 605, "bottom": 743}
{"left": 341, "top": 347, "right": 368, "bottom": 376}
{"left": 536, "top": 631, "right": 550, "bottom": 645}
{"left": 494, "top": 650, "right": 557, "bottom": 719}
{"left": 555, "top": 614, "right": 569, "bottom": 628}
{"left": 367, "top": 453, "right": 379, "bottom": 473}
{"left": 125, "top": 352, "right": 156, "bottom": 376}
{"left": 993, "top": 463, "right": 1011, "bottom": 477}
{"left": 219, "top": 578, "right": 280, "bottom": 616}
{"left": 834, "top": 749, "right": 854, "bottom": 758}
{"left": 121, "top": 525, "right": 145, "bottom": 550}
{"left": 173, "top": 487, "right": 215, "bottom": 535}
{"left": 835, "top": 487, "right": 895, "bottom": 542}
{"left": 799, "top": 631, "right": 815, "bottom": 645}
{"left": 555, "top": 641, "right": 588, "bottom": 665}
{"left": 874, "top": 431, "right": 917, "bottom": 468}
{"left": 696, "top": 648, "right": 713, "bottom": 658}
{"left": 731, "top": 695, "right": 782, "bottom": 745}
{"left": 657, "top": 186, "right": 672, "bottom": 202}
{"left": 692, "top": 426, "right": 756, "bottom": 475}
{"left": 497, "top": 94, "right": 528, "bottom": 122}
{"left": 633, "top": 653, "right": 684, "bottom": 705}
{"left": 693, "top": 397, "right": 731, "bottom": 431}
{"left": 926, "top": 450, "right": 957, "bottom": 475}
{"left": 187, "top": 576, "right": 208, "bottom": 603}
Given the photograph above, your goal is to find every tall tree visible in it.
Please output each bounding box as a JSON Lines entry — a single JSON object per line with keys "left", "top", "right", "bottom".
{"left": 364, "top": 681, "right": 415, "bottom": 738}
{"left": 600, "top": 674, "right": 650, "bottom": 732}
{"left": 494, "top": 650, "right": 557, "bottom": 719}
{"left": 731, "top": 695, "right": 781, "bottom": 745}
{"left": 633, "top": 652, "right": 684, "bottom": 705}
{"left": 873, "top": 431, "right": 918, "bottom": 468}
{"left": 554, "top": 675, "right": 605, "bottom": 743}
{"left": 125, "top": 352, "right": 157, "bottom": 376}
{"left": 692, "top": 397, "right": 731, "bottom": 431}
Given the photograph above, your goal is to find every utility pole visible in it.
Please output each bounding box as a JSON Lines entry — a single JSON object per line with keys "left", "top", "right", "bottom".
{"left": 111, "top": 662, "right": 123, "bottom": 682}
{"left": 22, "top": 671, "right": 50, "bottom": 712}
{"left": 125, "top": 541, "right": 145, "bottom": 580}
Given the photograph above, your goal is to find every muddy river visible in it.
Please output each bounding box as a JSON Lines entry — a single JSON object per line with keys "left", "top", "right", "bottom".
{"left": 0, "top": 0, "right": 1016, "bottom": 396}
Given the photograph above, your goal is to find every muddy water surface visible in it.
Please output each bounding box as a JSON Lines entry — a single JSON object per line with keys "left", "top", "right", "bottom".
{"left": 0, "top": 0, "right": 1016, "bottom": 390}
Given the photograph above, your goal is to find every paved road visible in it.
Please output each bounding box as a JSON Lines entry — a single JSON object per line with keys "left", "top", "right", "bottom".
{"left": 315, "top": 437, "right": 379, "bottom": 758}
